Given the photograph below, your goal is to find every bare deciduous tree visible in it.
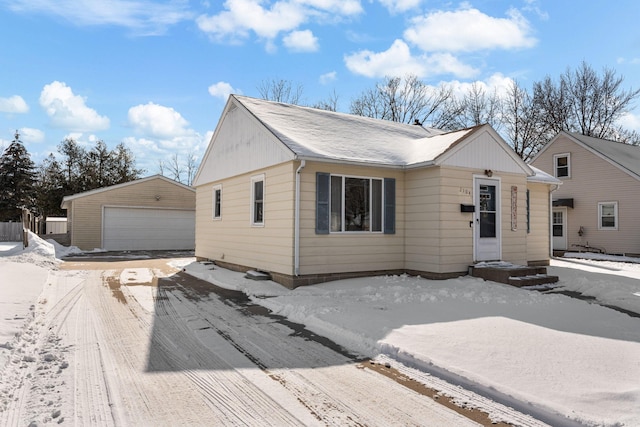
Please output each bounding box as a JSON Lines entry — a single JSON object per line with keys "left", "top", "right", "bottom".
{"left": 534, "top": 61, "right": 640, "bottom": 141}
{"left": 158, "top": 152, "right": 200, "bottom": 186}
{"left": 457, "top": 82, "right": 502, "bottom": 130}
{"left": 258, "top": 78, "right": 304, "bottom": 105}
{"left": 501, "top": 80, "right": 547, "bottom": 161}
{"left": 349, "top": 74, "right": 457, "bottom": 129}
{"left": 311, "top": 90, "right": 340, "bottom": 112}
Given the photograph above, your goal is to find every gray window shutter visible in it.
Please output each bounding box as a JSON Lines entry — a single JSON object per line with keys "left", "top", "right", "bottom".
{"left": 316, "top": 172, "right": 330, "bottom": 234}
{"left": 384, "top": 178, "right": 396, "bottom": 234}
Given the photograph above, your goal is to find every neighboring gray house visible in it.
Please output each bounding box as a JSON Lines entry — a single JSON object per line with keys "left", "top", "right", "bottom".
{"left": 530, "top": 132, "right": 640, "bottom": 256}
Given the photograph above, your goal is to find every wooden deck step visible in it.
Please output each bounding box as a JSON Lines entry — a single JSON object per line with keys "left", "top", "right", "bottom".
{"left": 469, "top": 263, "right": 558, "bottom": 288}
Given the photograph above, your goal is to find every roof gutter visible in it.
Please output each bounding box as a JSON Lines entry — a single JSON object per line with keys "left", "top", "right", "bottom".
{"left": 294, "top": 159, "right": 306, "bottom": 276}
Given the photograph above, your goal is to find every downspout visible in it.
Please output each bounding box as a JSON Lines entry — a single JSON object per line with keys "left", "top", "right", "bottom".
{"left": 549, "top": 184, "right": 560, "bottom": 258}
{"left": 294, "top": 160, "right": 306, "bottom": 276}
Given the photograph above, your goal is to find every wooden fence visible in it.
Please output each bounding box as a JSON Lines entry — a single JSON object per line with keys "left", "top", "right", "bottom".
{"left": 0, "top": 222, "right": 22, "bottom": 242}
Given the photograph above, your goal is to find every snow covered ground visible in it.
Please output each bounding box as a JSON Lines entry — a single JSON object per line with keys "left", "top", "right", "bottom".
{"left": 1, "top": 234, "right": 639, "bottom": 426}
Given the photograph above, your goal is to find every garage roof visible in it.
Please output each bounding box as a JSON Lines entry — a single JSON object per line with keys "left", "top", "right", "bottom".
{"left": 61, "top": 175, "right": 194, "bottom": 209}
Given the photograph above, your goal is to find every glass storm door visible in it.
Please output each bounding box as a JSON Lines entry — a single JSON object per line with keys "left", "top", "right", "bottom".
{"left": 552, "top": 208, "right": 567, "bottom": 250}
{"left": 474, "top": 178, "right": 501, "bottom": 261}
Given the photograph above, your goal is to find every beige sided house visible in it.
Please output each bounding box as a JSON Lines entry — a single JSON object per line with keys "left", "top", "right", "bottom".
{"left": 530, "top": 132, "right": 640, "bottom": 256}
{"left": 193, "top": 95, "right": 560, "bottom": 288}
{"left": 61, "top": 175, "right": 195, "bottom": 251}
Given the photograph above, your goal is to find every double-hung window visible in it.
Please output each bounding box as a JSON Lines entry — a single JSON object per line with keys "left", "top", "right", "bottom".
{"left": 251, "top": 175, "right": 265, "bottom": 226}
{"left": 598, "top": 201, "right": 618, "bottom": 230}
{"left": 212, "top": 185, "right": 222, "bottom": 220}
{"left": 554, "top": 153, "right": 570, "bottom": 178}
{"left": 316, "top": 172, "right": 395, "bottom": 234}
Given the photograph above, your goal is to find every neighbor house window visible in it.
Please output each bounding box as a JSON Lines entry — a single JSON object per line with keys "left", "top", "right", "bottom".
{"left": 212, "top": 185, "right": 222, "bottom": 220}
{"left": 316, "top": 173, "right": 395, "bottom": 234}
{"left": 598, "top": 201, "right": 618, "bottom": 230}
{"left": 251, "top": 174, "right": 264, "bottom": 226}
{"left": 554, "top": 153, "right": 570, "bottom": 178}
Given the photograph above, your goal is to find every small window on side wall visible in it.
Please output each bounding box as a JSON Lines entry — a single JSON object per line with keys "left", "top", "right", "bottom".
{"left": 251, "top": 174, "right": 265, "bottom": 226}
{"left": 212, "top": 185, "right": 222, "bottom": 220}
{"left": 554, "top": 153, "right": 570, "bottom": 178}
{"left": 598, "top": 201, "right": 618, "bottom": 230}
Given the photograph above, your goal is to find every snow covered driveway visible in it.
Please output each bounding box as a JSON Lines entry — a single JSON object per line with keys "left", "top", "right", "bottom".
{"left": 1, "top": 257, "right": 478, "bottom": 426}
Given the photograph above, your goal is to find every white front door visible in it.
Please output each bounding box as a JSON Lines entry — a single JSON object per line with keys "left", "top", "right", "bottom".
{"left": 552, "top": 208, "right": 567, "bottom": 251}
{"left": 474, "top": 178, "right": 501, "bottom": 261}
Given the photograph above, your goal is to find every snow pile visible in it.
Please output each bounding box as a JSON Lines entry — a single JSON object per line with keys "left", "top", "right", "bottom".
{"left": 549, "top": 257, "right": 640, "bottom": 317}
{"left": 0, "top": 235, "right": 85, "bottom": 423}
{"left": 1, "top": 232, "right": 60, "bottom": 269}
{"left": 563, "top": 251, "right": 640, "bottom": 264}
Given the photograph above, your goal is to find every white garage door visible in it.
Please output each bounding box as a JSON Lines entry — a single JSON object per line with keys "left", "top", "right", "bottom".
{"left": 103, "top": 207, "right": 195, "bottom": 251}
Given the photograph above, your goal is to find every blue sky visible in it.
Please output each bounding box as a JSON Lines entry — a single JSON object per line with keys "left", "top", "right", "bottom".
{"left": 1, "top": 0, "right": 640, "bottom": 175}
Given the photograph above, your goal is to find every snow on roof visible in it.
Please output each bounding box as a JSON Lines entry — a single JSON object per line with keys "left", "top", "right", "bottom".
{"left": 234, "top": 95, "right": 472, "bottom": 166}
{"left": 45, "top": 217, "right": 67, "bottom": 222}
{"left": 569, "top": 132, "right": 640, "bottom": 178}
{"left": 527, "top": 165, "right": 562, "bottom": 184}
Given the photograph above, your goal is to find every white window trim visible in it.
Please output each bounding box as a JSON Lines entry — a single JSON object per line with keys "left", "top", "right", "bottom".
{"left": 251, "top": 174, "right": 265, "bottom": 227}
{"left": 329, "top": 174, "right": 384, "bottom": 234}
{"left": 212, "top": 184, "right": 222, "bottom": 220}
{"left": 553, "top": 153, "right": 571, "bottom": 178}
{"left": 598, "top": 201, "right": 618, "bottom": 230}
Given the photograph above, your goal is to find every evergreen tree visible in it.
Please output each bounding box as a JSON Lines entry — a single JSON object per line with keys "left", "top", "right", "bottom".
{"left": 0, "top": 131, "right": 37, "bottom": 221}
{"left": 35, "top": 153, "right": 66, "bottom": 218}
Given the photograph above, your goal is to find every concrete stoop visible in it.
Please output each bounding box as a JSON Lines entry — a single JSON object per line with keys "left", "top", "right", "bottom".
{"left": 469, "top": 263, "right": 559, "bottom": 288}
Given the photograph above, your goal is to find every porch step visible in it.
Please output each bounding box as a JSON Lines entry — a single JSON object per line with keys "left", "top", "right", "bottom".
{"left": 469, "top": 262, "right": 559, "bottom": 288}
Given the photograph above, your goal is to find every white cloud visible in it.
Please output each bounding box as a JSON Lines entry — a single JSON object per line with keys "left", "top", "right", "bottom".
{"left": 18, "top": 127, "right": 45, "bottom": 144}
{"left": 523, "top": 0, "right": 549, "bottom": 20}
{"left": 404, "top": 6, "right": 537, "bottom": 52}
{"left": 128, "top": 102, "right": 193, "bottom": 139}
{"left": 196, "top": 0, "right": 362, "bottom": 47}
{"left": 319, "top": 71, "right": 337, "bottom": 85}
{"left": 283, "top": 29, "right": 319, "bottom": 52}
{"left": 0, "top": 95, "right": 29, "bottom": 113}
{"left": 446, "top": 72, "right": 515, "bottom": 99}
{"left": 344, "top": 39, "right": 477, "bottom": 79}
{"left": 618, "top": 111, "right": 640, "bottom": 131}
{"left": 126, "top": 102, "right": 212, "bottom": 173}
{"left": 378, "top": 0, "right": 422, "bottom": 14}
{"left": 6, "top": 0, "right": 192, "bottom": 35}
{"left": 122, "top": 132, "right": 211, "bottom": 174}
{"left": 197, "top": 0, "right": 307, "bottom": 41}
{"left": 208, "top": 82, "right": 240, "bottom": 100}
{"left": 39, "top": 81, "right": 110, "bottom": 132}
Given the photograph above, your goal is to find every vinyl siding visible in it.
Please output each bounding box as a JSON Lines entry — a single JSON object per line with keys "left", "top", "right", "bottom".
{"left": 297, "top": 162, "right": 404, "bottom": 275}
{"left": 68, "top": 178, "right": 195, "bottom": 251}
{"left": 195, "top": 162, "right": 296, "bottom": 275}
{"left": 527, "top": 182, "right": 552, "bottom": 262}
{"left": 405, "top": 167, "right": 444, "bottom": 273}
{"left": 532, "top": 135, "right": 640, "bottom": 255}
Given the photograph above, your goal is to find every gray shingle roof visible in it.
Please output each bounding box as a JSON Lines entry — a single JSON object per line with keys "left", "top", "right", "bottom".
{"left": 569, "top": 132, "right": 640, "bottom": 178}
{"left": 235, "top": 95, "right": 475, "bottom": 166}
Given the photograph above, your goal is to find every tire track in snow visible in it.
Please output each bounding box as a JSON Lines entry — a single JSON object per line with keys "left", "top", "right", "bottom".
{"left": 0, "top": 271, "right": 86, "bottom": 426}
{"left": 163, "top": 273, "right": 480, "bottom": 426}
{"left": 150, "top": 280, "right": 311, "bottom": 425}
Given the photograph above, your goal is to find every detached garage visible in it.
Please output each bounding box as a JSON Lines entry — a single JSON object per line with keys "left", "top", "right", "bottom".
{"left": 61, "top": 175, "right": 195, "bottom": 251}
